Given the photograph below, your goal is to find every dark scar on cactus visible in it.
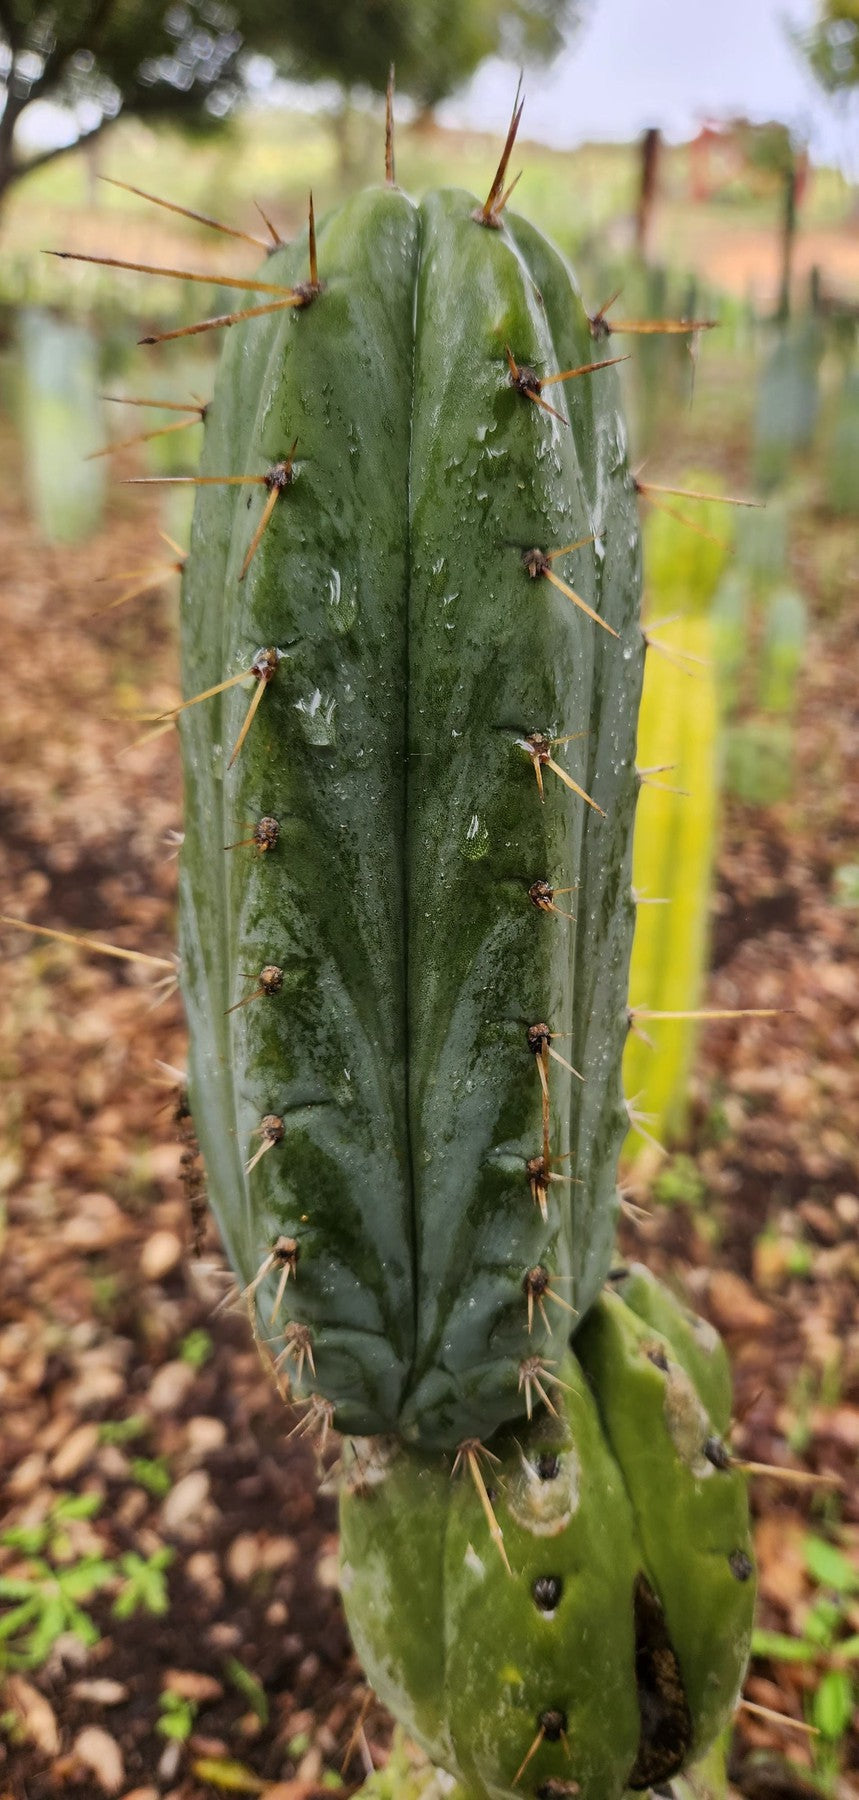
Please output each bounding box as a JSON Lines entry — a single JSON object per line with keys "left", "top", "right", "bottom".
{"left": 473, "top": 78, "right": 524, "bottom": 228}
{"left": 225, "top": 964, "right": 284, "bottom": 1015}
{"left": 98, "top": 174, "right": 270, "bottom": 251}
{"left": 505, "top": 345, "right": 628, "bottom": 423}
{"left": 452, "top": 1440, "right": 511, "bottom": 1574}
{"left": 528, "top": 879, "right": 577, "bottom": 923}
{"left": 519, "top": 732, "right": 604, "bottom": 816}
{"left": 513, "top": 1708, "right": 570, "bottom": 1786}
{"left": 532, "top": 1574, "right": 563, "bottom": 1612}
{"left": 225, "top": 814, "right": 280, "bottom": 854}
{"left": 523, "top": 1265, "right": 577, "bottom": 1335}
{"left": 628, "top": 1574, "right": 692, "bottom": 1789}
{"left": 520, "top": 541, "right": 618, "bottom": 637}
{"left": 589, "top": 289, "right": 718, "bottom": 341}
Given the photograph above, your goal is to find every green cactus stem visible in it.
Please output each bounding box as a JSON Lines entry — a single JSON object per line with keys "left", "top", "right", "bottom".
{"left": 339, "top": 1277, "right": 755, "bottom": 1800}
{"left": 178, "top": 168, "right": 644, "bottom": 1447}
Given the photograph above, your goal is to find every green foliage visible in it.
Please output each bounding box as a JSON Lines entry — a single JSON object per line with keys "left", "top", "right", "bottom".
{"left": 0, "top": 1, "right": 282, "bottom": 197}
{"left": 0, "top": 1486, "right": 176, "bottom": 1672}
{"left": 224, "top": 1654, "right": 269, "bottom": 1725}
{"left": 797, "top": 1, "right": 859, "bottom": 93}
{"left": 112, "top": 1548, "right": 174, "bottom": 1618}
{"left": 157, "top": 1687, "right": 198, "bottom": 1741}
{"left": 752, "top": 1532, "right": 858, "bottom": 1782}
{"left": 179, "top": 1326, "right": 214, "bottom": 1368}
{"left": 274, "top": 1, "right": 582, "bottom": 110}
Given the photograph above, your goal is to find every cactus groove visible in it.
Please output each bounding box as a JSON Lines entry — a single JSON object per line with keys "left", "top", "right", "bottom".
{"left": 179, "top": 181, "right": 644, "bottom": 1447}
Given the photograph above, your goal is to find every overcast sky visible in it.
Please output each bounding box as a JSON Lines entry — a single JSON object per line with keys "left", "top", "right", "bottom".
{"left": 440, "top": 0, "right": 857, "bottom": 171}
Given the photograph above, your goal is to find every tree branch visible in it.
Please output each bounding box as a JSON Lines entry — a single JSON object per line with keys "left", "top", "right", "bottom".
{"left": 0, "top": 110, "right": 118, "bottom": 197}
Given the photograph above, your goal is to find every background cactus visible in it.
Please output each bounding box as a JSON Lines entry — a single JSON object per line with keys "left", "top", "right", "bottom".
{"left": 623, "top": 490, "right": 726, "bottom": 1160}
{"left": 16, "top": 309, "right": 105, "bottom": 543}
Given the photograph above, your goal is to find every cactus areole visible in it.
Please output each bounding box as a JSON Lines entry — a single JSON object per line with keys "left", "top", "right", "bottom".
{"left": 180, "top": 178, "right": 643, "bottom": 1447}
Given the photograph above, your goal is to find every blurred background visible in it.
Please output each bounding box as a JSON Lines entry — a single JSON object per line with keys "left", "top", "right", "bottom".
{"left": 0, "top": 4, "right": 857, "bottom": 1799}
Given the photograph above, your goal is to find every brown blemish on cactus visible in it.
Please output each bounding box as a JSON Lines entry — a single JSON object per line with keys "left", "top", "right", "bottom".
{"left": 528, "top": 879, "right": 577, "bottom": 923}
{"left": 520, "top": 542, "right": 618, "bottom": 637}
{"left": 506, "top": 345, "right": 629, "bottom": 423}
{"left": 245, "top": 1112, "right": 285, "bottom": 1175}
{"left": 452, "top": 1440, "right": 511, "bottom": 1575}
{"left": 519, "top": 733, "right": 604, "bottom": 816}
{"left": 225, "top": 963, "right": 284, "bottom": 1014}
{"left": 628, "top": 1573, "right": 692, "bottom": 1789}
{"left": 588, "top": 289, "right": 717, "bottom": 340}
{"left": 98, "top": 174, "right": 270, "bottom": 250}
{"left": 474, "top": 81, "right": 524, "bottom": 228}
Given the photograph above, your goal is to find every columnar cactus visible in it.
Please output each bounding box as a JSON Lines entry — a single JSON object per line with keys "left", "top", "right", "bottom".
{"left": 179, "top": 169, "right": 644, "bottom": 1448}
{"left": 40, "top": 97, "right": 757, "bottom": 1799}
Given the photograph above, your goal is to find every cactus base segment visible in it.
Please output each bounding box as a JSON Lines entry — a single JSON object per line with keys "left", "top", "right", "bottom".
{"left": 339, "top": 1279, "right": 754, "bottom": 1800}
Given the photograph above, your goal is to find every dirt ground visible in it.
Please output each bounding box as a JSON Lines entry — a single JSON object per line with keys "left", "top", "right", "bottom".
{"left": 0, "top": 370, "right": 857, "bottom": 1800}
